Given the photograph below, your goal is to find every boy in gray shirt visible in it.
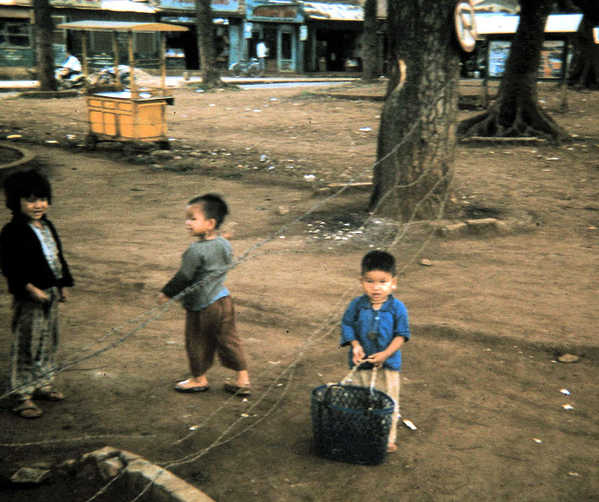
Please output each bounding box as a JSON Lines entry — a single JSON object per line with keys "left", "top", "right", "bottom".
{"left": 158, "top": 194, "right": 250, "bottom": 396}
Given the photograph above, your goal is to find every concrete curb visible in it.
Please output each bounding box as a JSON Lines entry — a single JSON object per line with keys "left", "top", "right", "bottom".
{"left": 0, "top": 142, "right": 36, "bottom": 169}
{"left": 75, "top": 446, "right": 216, "bottom": 502}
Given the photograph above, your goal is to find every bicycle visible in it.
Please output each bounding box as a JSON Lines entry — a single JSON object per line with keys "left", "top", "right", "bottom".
{"left": 229, "top": 58, "right": 263, "bottom": 78}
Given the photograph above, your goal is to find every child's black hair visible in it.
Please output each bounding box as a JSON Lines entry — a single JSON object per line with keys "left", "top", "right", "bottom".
{"left": 188, "top": 193, "right": 229, "bottom": 229}
{"left": 3, "top": 169, "right": 52, "bottom": 213}
{"left": 361, "top": 250, "right": 396, "bottom": 276}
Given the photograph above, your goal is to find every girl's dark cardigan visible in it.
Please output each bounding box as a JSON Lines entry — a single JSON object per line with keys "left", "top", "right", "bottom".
{"left": 0, "top": 214, "right": 74, "bottom": 300}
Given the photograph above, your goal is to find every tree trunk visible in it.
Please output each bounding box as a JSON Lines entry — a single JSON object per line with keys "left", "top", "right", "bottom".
{"left": 369, "top": 0, "right": 460, "bottom": 221}
{"left": 33, "top": 0, "right": 57, "bottom": 91}
{"left": 457, "top": 0, "right": 568, "bottom": 140}
{"left": 568, "top": 15, "right": 599, "bottom": 89}
{"left": 196, "top": 0, "right": 223, "bottom": 88}
{"left": 361, "top": 0, "right": 379, "bottom": 81}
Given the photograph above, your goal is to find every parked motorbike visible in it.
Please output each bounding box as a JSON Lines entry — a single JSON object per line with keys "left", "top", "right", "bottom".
{"left": 55, "top": 69, "right": 87, "bottom": 90}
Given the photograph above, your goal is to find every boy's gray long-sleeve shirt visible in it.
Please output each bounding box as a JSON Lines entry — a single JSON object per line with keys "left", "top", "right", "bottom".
{"left": 162, "top": 236, "right": 232, "bottom": 311}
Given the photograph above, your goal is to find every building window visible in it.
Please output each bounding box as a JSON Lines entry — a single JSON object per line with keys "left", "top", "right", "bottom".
{"left": 52, "top": 15, "right": 67, "bottom": 46}
{"left": 135, "top": 32, "right": 155, "bottom": 54}
{"left": 90, "top": 30, "right": 113, "bottom": 53}
{"left": 281, "top": 31, "right": 292, "bottom": 60}
{"left": 0, "top": 20, "right": 31, "bottom": 48}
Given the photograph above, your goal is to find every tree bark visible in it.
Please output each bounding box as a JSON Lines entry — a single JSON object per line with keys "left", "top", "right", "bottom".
{"left": 457, "top": 0, "right": 568, "bottom": 140}
{"left": 361, "top": 0, "right": 379, "bottom": 81}
{"left": 196, "top": 0, "right": 223, "bottom": 88}
{"left": 33, "top": 0, "right": 57, "bottom": 91}
{"left": 369, "top": 0, "right": 460, "bottom": 221}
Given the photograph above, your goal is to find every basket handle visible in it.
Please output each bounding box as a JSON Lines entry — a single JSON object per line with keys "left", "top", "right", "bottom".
{"left": 340, "top": 362, "right": 361, "bottom": 385}
{"left": 340, "top": 363, "right": 379, "bottom": 395}
{"left": 369, "top": 366, "right": 378, "bottom": 395}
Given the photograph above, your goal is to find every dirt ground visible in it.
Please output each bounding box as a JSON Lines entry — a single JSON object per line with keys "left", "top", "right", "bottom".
{"left": 0, "top": 80, "right": 597, "bottom": 502}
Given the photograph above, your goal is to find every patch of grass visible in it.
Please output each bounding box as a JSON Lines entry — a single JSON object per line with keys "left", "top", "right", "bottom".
{"left": 148, "top": 159, "right": 198, "bottom": 174}
{"left": 189, "top": 81, "right": 240, "bottom": 93}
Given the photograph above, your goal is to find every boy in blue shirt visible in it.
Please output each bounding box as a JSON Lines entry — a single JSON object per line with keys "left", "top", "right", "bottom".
{"left": 340, "top": 250, "right": 410, "bottom": 452}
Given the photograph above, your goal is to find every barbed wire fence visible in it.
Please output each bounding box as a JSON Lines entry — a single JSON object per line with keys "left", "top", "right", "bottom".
{"left": 1, "top": 79, "right": 457, "bottom": 502}
{"left": 121, "top": 80, "right": 457, "bottom": 502}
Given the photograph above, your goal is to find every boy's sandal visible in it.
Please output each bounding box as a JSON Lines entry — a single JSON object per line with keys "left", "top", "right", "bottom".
{"left": 33, "top": 388, "right": 65, "bottom": 401}
{"left": 174, "top": 380, "right": 210, "bottom": 393}
{"left": 224, "top": 382, "right": 251, "bottom": 396}
{"left": 12, "top": 400, "right": 43, "bottom": 419}
{"left": 387, "top": 443, "right": 398, "bottom": 453}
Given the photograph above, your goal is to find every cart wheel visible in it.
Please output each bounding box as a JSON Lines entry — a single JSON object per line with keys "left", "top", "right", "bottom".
{"left": 84, "top": 134, "right": 97, "bottom": 150}
{"left": 123, "top": 142, "right": 135, "bottom": 156}
{"left": 157, "top": 140, "right": 171, "bottom": 150}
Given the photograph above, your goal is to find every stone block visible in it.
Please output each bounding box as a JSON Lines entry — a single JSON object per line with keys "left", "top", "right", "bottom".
{"left": 76, "top": 447, "right": 216, "bottom": 502}
{"left": 98, "top": 456, "right": 126, "bottom": 480}
{"left": 10, "top": 467, "right": 50, "bottom": 484}
{"left": 466, "top": 218, "right": 499, "bottom": 234}
{"left": 438, "top": 222, "right": 468, "bottom": 237}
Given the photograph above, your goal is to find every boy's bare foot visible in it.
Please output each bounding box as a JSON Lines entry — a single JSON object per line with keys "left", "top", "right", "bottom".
{"left": 387, "top": 443, "right": 398, "bottom": 453}
{"left": 174, "top": 379, "right": 210, "bottom": 393}
{"left": 235, "top": 370, "right": 250, "bottom": 388}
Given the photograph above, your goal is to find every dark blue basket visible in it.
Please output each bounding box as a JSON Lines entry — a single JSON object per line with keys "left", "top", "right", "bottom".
{"left": 311, "top": 383, "right": 395, "bottom": 465}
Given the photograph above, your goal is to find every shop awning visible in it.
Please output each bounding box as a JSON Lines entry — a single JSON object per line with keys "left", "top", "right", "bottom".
{"left": 56, "top": 21, "right": 189, "bottom": 32}
{"left": 471, "top": 0, "right": 519, "bottom": 14}
{"left": 100, "top": 0, "right": 155, "bottom": 13}
{"left": 160, "top": 16, "right": 230, "bottom": 25}
{"left": 250, "top": 3, "right": 301, "bottom": 22}
{"left": 160, "top": 16, "right": 195, "bottom": 24}
{"left": 0, "top": 8, "right": 33, "bottom": 18}
{"left": 157, "top": 0, "right": 242, "bottom": 15}
{"left": 475, "top": 13, "right": 583, "bottom": 35}
{"left": 302, "top": 2, "right": 363, "bottom": 21}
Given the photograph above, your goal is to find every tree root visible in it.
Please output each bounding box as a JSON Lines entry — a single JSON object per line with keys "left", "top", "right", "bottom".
{"left": 457, "top": 101, "right": 569, "bottom": 141}
{"left": 194, "top": 79, "right": 231, "bottom": 92}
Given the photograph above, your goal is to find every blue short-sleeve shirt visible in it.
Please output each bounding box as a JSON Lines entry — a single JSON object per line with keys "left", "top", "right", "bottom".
{"left": 340, "top": 294, "right": 410, "bottom": 371}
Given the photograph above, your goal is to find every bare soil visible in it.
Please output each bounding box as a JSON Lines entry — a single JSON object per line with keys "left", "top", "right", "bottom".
{"left": 0, "top": 81, "right": 597, "bottom": 502}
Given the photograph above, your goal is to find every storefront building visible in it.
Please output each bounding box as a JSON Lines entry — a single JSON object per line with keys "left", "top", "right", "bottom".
{"left": 158, "top": 0, "right": 245, "bottom": 70}
{"left": 474, "top": 12, "right": 584, "bottom": 80}
{"left": 301, "top": 1, "right": 364, "bottom": 73}
{"left": 1, "top": 0, "right": 372, "bottom": 76}
{"left": 244, "top": 0, "right": 305, "bottom": 72}
{"left": 0, "top": 0, "right": 159, "bottom": 73}
{"left": 157, "top": 0, "right": 305, "bottom": 73}
{"left": 0, "top": 0, "right": 36, "bottom": 69}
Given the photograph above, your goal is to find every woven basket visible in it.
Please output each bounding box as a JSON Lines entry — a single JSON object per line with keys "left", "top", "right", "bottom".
{"left": 311, "top": 383, "right": 395, "bottom": 465}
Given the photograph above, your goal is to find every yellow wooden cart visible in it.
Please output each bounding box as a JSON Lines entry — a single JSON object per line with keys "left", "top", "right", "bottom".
{"left": 56, "top": 21, "right": 188, "bottom": 150}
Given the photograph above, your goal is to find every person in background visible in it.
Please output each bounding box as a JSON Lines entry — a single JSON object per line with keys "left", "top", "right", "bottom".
{"left": 256, "top": 39, "right": 268, "bottom": 71}
{"left": 60, "top": 51, "right": 82, "bottom": 78}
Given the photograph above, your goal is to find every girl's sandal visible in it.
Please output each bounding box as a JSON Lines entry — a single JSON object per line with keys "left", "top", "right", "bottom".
{"left": 387, "top": 443, "right": 398, "bottom": 453}
{"left": 34, "top": 388, "right": 65, "bottom": 401}
{"left": 12, "top": 400, "right": 43, "bottom": 419}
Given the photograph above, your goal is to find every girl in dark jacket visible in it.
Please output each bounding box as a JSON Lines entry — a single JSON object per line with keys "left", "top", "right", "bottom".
{"left": 0, "top": 170, "right": 74, "bottom": 418}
